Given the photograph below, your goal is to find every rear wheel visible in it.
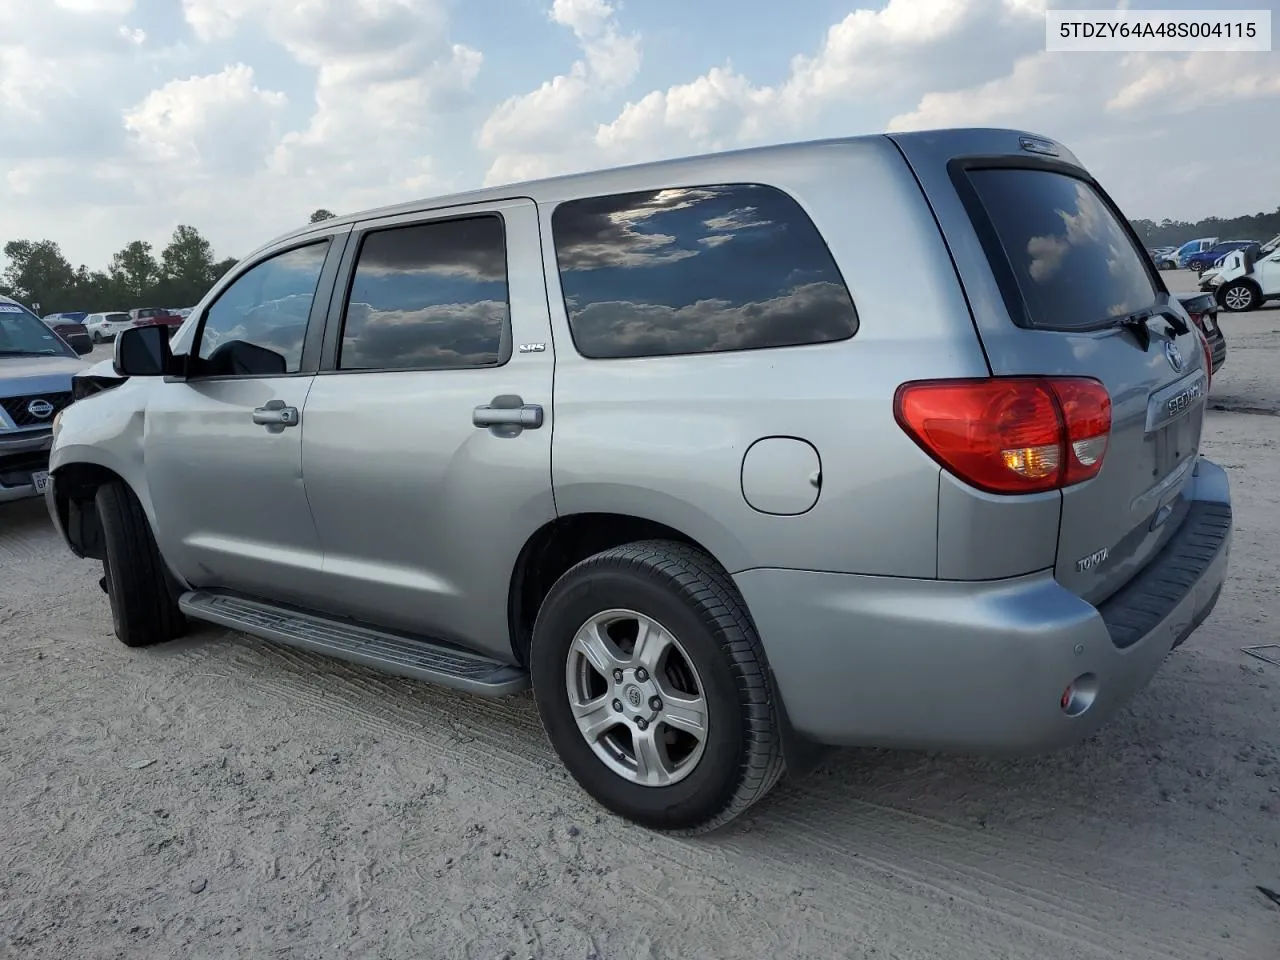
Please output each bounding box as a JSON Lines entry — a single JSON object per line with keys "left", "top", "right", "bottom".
{"left": 530, "top": 540, "right": 783, "bottom": 833}
{"left": 96, "top": 481, "right": 187, "bottom": 647}
{"left": 1219, "top": 280, "right": 1258, "bottom": 313}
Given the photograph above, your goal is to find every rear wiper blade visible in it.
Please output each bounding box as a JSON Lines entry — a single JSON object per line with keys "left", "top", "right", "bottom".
{"left": 1108, "top": 310, "right": 1154, "bottom": 351}
{"left": 1156, "top": 308, "right": 1190, "bottom": 336}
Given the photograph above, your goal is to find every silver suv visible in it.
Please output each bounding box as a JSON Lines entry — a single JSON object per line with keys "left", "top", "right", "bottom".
{"left": 45, "top": 129, "right": 1232, "bottom": 833}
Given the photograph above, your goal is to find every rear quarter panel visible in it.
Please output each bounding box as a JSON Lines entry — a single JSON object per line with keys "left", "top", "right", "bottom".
{"left": 538, "top": 138, "right": 989, "bottom": 577}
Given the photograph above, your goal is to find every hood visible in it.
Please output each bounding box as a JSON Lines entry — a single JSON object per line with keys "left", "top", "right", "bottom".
{"left": 0, "top": 353, "right": 89, "bottom": 398}
{"left": 75, "top": 357, "right": 119, "bottom": 380}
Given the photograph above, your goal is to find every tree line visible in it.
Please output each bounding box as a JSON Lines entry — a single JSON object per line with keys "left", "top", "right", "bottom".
{"left": 5, "top": 203, "right": 1275, "bottom": 315}
{"left": 0, "top": 210, "right": 336, "bottom": 317}
{"left": 1129, "top": 205, "right": 1280, "bottom": 249}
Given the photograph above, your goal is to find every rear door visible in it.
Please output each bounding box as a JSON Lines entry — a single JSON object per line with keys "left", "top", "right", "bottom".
{"left": 891, "top": 130, "right": 1209, "bottom": 605}
{"left": 298, "top": 198, "right": 556, "bottom": 662}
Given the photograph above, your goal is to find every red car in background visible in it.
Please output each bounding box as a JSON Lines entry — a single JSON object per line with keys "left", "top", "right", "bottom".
{"left": 129, "top": 307, "right": 184, "bottom": 331}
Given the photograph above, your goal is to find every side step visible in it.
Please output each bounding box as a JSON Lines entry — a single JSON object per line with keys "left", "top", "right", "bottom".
{"left": 178, "top": 590, "right": 529, "bottom": 696}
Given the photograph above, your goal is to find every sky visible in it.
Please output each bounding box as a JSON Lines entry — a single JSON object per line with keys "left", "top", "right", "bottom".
{"left": 2, "top": 0, "right": 1278, "bottom": 271}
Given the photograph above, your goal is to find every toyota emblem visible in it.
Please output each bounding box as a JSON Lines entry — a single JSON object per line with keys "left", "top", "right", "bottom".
{"left": 1163, "top": 340, "right": 1185, "bottom": 373}
{"left": 26, "top": 398, "right": 55, "bottom": 419}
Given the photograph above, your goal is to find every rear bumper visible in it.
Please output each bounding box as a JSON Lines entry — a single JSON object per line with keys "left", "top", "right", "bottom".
{"left": 736, "top": 457, "right": 1232, "bottom": 754}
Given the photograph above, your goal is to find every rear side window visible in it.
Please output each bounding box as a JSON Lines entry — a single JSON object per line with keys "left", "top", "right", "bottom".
{"left": 551, "top": 183, "right": 857, "bottom": 360}
{"left": 965, "top": 168, "right": 1157, "bottom": 331}
{"left": 339, "top": 216, "right": 509, "bottom": 371}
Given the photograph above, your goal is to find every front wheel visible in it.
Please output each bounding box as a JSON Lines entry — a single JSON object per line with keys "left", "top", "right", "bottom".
{"left": 96, "top": 480, "right": 187, "bottom": 647}
{"left": 530, "top": 540, "right": 784, "bottom": 833}
{"left": 1218, "top": 280, "right": 1258, "bottom": 313}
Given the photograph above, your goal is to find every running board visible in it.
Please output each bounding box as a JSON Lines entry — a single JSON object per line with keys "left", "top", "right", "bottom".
{"left": 178, "top": 590, "right": 529, "bottom": 696}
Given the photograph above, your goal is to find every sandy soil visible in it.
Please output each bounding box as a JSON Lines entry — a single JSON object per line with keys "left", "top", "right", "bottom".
{"left": 1, "top": 282, "right": 1277, "bottom": 959}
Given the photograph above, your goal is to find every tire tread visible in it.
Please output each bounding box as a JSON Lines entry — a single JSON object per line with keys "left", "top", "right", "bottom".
{"left": 96, "top": 481, "right": 185, "bottom": 647}
{"left": 546, "top": 539, "right": 784, "bottom": 834}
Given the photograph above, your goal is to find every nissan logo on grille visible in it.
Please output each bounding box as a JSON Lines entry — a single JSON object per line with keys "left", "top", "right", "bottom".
{"left": 26, "top": 398, "right": 55, "bottom": 420}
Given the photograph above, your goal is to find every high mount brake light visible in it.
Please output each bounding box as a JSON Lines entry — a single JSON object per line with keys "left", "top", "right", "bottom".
{"left": 894, "top": 377, "right": 1112, "bottom": 495}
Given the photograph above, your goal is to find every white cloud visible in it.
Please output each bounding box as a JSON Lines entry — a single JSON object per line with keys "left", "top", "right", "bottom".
{"left": 479, "top": 0, "right": 640, "bottom": 185}
{"left": 124, "top": 65, "right": 288, "bottom": 177}
{"left": 53, "top": 0, "right": 134, "bottom": 12}
{"left": 181, "top": 0, "right": 480, "bottom": 202}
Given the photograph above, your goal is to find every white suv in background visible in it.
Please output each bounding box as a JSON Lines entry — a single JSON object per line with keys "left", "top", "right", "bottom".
{"left": 83, "top": 312, "right": 136, "bottom": 344}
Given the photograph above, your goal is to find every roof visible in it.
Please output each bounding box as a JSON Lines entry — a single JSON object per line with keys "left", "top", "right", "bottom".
{"left": 259, "top": 129, "right": 990, "bottom": 254}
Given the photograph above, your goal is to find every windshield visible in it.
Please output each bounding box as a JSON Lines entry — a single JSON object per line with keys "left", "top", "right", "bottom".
{"left": 0, "top": 303, "right": 77, "bottom": 357}
{"left": 965, "top": 168, "right": 1158, "bottom": 330}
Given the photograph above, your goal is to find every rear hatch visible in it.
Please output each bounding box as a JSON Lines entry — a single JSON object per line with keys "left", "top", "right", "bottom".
{"left": 890, "top": 130, "right": 1209, "bottom": 605}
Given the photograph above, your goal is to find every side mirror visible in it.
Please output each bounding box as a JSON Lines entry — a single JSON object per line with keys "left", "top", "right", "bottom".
{"left": 72, "top": 336, "right": 93, "bottom": 356}
{"left": 114, "top": 325, "right": 174, "bottom": 377}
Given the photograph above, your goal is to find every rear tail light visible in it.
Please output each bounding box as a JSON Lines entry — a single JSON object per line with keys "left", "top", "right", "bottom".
{"left": 1188, "top": 317, "right": 1214, "bottom": 387}
{"left": 894, "top": 377, "right": 1112, "bottom": 495}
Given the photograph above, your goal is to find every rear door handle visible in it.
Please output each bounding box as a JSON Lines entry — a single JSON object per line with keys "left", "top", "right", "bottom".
{"left": 252, "top": 400, "right": 299, "bottom": 428}
{"left": 473, "top": 395, "right": 543, "bottom": 436}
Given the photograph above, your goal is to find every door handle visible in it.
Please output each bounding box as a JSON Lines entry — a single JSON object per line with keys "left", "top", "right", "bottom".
{"left": 473, "top": 395, "right": 543, "bottom": 436}
{"left": 252, "top": 400, "right": 299, "bottom": 428}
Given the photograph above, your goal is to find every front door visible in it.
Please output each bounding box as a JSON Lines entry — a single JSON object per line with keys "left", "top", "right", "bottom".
{"left": 145, "top": 234, "right": 347, "bottom": 604}
{"left": 299, "top": 199, "right": 556, "bottom": 660}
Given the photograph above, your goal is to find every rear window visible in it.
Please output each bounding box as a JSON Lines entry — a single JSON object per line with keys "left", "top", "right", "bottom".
{"left": 551, "top": 183, "right": 857, "bottom": 360}
{"left": 106, "top": 313, "right": 130, "bottom": 322}
{"left": 965, "top": 168, "right": 1157, "bottom": 331}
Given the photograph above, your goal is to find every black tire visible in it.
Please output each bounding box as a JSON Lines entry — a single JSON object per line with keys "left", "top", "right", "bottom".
{"left": 530, "top": 540, "right": 783, "bottom": 833}
{"left": 1218, "top": 280, "right": 1258, "bottom": 313}
{"left": 96, "top": 480, "right": 186, "bottom": 647}
{"left": 91, "top": 331, "right": 102, "bottom": 344}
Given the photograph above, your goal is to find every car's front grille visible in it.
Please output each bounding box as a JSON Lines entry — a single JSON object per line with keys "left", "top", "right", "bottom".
{"left": 0, "top": 391, "right": 74, "bottom": 427}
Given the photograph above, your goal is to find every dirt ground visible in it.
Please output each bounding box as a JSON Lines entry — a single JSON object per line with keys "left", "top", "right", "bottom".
{"left": 2, "top": 275, "right": 1278, "bottom": 960}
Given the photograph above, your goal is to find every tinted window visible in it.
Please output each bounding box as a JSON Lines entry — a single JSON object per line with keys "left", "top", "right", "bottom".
{"left": 339, "top": 216, "right": 508, "bottom": 371}
{"left": 105, "top": 313, "right": 130, "bottom": 322}
{"left": 551, "top": 184, "right": 857, "bottom": 359}
{"left": 198, "top": 241, "right": 329, "bottom": 374}
{"left": 966, "top": 169, "right": 1157, "bottom": 331}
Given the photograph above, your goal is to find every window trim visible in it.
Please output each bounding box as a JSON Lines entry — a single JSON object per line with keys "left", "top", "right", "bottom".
{"left": 173, "top": 234, "right": 342, "bottom": 383}
{"left": 548, "top": 181, "right": 858, "bottom": 362}
{"left": 318, "top": 210, "right": 514, "bottom": 376}
{"left": 946, "top": 155, "right": 1168, "bottom": 333}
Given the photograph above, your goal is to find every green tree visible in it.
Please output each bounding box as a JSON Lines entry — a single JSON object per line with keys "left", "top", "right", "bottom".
{"left": 159, "top": 225, "right": 217, "bottom": 305}
{"left": 309, "top": 208, "right": 336, "bottom": 223}
{"left": 108, "top": 240, "right": 159, "bottom": 303}
{"left": 2, "top": 239, "right": 78, "bottom": 313}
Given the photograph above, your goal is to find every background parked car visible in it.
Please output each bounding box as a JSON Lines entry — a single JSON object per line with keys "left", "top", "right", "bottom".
{"left": 82, "top": 312, "right": 136, "bottom": 344}
{"left": 129, "top": 306, "right": 184, "bottom": 330}
{"left": 39, "top": 316, "right": 93, "bottom": 355}
{"left": 1148, "top": 246, "right": 1178, "bottom": 270}
{"left": 1174, "top": 236, "right": 1218, "bottom": 268}
{"left": 1, "top": 295, "right": 90, "bottom": 503}
{"left": 1184, "top": 240, "right": 1258, "bottom": 275}
{"left": 42, "top": 311, "right": 88, "bottom": 324}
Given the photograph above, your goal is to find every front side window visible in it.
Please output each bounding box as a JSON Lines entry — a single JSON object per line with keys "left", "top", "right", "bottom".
{"left": 551, "top": 183, "right": 858, "bottom": 360}
{"left": 338, "top": 215, "right": 509, "bottom": 371}
{"left": 197, "top": 241, "right": 330, "bottom": 375}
